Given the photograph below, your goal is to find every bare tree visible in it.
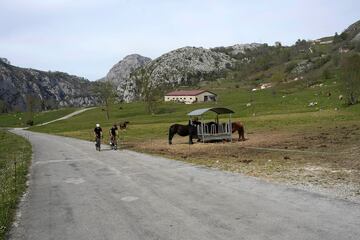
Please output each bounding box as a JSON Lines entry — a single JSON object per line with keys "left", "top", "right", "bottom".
{"left": 0, "top": 100, "right": 7, "bottom": 113}
{"left": 25, "top": 94, "right": 41, "bottom": 125}
{"left": 341, "top": 54, "right": 360, "bottom": 105}
{"left": 93, "top": 81, "right": 117, "bottom": 120}
{"left": 133, "top": 68, "right": 161, "bottom": 114}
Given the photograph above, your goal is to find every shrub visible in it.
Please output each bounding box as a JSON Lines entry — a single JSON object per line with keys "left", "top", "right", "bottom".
{"left": 26, "top": 120, "right": 34, "bottom": 126}
{"left": 285, "top": 62, "right": 297, "bottom": 73}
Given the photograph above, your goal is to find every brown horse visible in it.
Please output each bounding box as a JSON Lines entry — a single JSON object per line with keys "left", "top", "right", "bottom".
{"left": 232, "top": 121, "right": 245, "bottom": 141}
{"left": 118, "top": 121, "right": 130, "bottom": 130}
{"left": 212, "top": 121, "right": 245, "bottom": 141}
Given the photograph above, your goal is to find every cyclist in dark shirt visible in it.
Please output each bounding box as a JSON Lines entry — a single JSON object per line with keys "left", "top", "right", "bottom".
{"left": 109, "top": 124, "right": 118, "bottom": 149}
{"left": 94, "top": 123, "right": 103, "bottom": 138}
{"left": 94, "top": 123, "right": 103, "bottom": 151}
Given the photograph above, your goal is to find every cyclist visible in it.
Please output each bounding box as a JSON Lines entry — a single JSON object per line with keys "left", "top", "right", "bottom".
{"left": 109, "top": 124, "right": 118, "bottom": 150}
{"left": 94, "top": 123, "right": 103, "bottom": 151}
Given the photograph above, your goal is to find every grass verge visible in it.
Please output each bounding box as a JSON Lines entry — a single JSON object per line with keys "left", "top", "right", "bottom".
{"left": 0, "top": 130, "right": 32, "bottom": 239}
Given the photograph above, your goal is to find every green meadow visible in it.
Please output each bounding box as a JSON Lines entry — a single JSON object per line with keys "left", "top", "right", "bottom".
{"left": 0, "top": 108, "right": 77, "bottom": 128}
{"left": 28, "top": 79, "right": 360, "bottom": 142}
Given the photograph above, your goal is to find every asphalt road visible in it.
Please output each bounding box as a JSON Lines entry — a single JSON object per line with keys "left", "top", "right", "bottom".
{"left": 9, "top": 129, "right": 360, "bottom": 240}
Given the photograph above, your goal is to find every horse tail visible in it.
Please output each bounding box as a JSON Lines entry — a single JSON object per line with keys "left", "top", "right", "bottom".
{"left": 168, "top": 125, "right": 176, "bottom": 144}
{"left": 239, "top": 124, "right": 245, "bottom": 141}
{"left": 232, "top": 121, "right": 245, "bottom": 141}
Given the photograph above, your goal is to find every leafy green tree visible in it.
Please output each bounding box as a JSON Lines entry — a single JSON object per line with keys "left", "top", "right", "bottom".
{"left": 340, "top": 32, "right": 348, "bottom": 41}
{"left": 333, "top": 32, "right": 341, "bottom": 43}
{"left": 340, "top": 54, "right": 360, "bottom": 105}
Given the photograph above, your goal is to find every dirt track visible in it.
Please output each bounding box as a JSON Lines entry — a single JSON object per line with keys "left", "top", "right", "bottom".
{"left": 126, "top": 124, "right": 360, "bottom": 202}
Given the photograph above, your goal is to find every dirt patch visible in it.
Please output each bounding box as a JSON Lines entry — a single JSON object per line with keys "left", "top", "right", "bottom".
{"left": 123, "top": 124, "right": 360, "bottom": 201}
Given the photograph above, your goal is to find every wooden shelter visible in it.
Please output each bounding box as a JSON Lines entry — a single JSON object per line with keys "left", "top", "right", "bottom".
{"left": 187, "top": 107, "right": 234, "bottom": 143}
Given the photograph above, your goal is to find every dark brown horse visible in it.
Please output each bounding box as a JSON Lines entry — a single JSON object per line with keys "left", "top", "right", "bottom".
{"left": 118, "top": 121, "right": 130, "bottom": 130}
{"left": 232, "top": 121, "right": 245, "bottom": 141}
{"left": 168, "top": 121, "right": 200, "bottom": 144}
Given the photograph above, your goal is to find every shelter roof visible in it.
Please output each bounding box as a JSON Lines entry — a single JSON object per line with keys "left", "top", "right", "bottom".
{"left": 187, "top": 107, "right": 234, "bottom": 116}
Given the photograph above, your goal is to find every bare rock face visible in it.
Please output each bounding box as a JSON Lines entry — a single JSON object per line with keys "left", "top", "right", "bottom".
{"left": 126, "top": 47, "right": 234, "bottom": 101}
{"left": 343, "top": 20, "right": 360, "bottom": 42}
{"left": 0, "top": 61, "right": 98, "bottom": 112}
{"left": 352, "top": 32, "right": 360, "bottom": 42}
{"left": 105, "top": 54, "right": 151, "bottom": 102}
{"left": 291, "top": 60, "right": 314, "bottom": 75}
{"left": 227, "top": 43, "right": 263, "bottom": 55}
{"left": 212, "top": 43, "right": 263, "bottom": 56}
{"left": 0, "top": 57, "right": 10, "bottom": 65}
{"left": 147, "top": 47, "right": 233, "bottom": 84}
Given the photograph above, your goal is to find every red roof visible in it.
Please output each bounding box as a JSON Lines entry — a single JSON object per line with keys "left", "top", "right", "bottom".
{"left": 165, "top": 90, "right": 216, "bottom": 96}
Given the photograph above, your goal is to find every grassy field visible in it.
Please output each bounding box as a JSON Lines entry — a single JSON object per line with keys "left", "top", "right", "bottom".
{"left": 29, "top": 79, "right": 360, "bottom": 141}
{"left": 0, "top": 108, "right": 78, "bottom": 128}
{"left": 0, "top": 130, "right": 32, "bottom": 239}
{"left": 28, "top": 81, "right": 360, "bottom": 199}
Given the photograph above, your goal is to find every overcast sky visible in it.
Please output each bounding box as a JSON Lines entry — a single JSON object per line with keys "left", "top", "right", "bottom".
{"left": 0, "top": 0, "right": 359, "bottom": 80}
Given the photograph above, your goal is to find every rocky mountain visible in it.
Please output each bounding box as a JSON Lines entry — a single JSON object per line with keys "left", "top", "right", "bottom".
{"left": 343, "top": 20, "right": 360, "bottom": 41}
{"left": 0, "top": 60, "right": 97, "bottom": 112}
{"left": 144, "top": 46, "right": 233, "bottom": 85}
{"left": 118, "top": 47, "right": 234, "bottom": 102}
{"left": 0, "top": 57, "right": 11, "bottom": 65}
{"left": 105, "top": 54, "right": 151, "bottom": 102}
{"left": 104, "top": 47, "right": 234, "bottom": 102}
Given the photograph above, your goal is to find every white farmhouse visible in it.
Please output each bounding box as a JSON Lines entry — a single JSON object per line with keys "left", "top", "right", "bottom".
{"left": 164, "top": 90, "right": 217, "bottom": 104}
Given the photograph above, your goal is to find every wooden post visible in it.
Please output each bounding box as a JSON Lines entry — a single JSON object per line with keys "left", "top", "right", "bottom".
{"left": 14, "top": 154, "right": 17, "bottom": 194}
{"left": 201, "top": 116, "right": 205, "bottom": 143}
{"left": 188, "top": 117, "right": 192, "bottom": 145}
{"left": 229, "top": 113, "right": 232, "bottom": 143}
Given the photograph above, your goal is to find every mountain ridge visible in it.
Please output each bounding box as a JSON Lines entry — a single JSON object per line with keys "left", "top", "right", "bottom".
{"left": 0, "top": 60, "right": 97, "bottom": 112}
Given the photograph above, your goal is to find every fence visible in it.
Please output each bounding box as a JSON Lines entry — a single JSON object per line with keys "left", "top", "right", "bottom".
{"left": 197, "top": 121, "right": 232, "bottom": 142}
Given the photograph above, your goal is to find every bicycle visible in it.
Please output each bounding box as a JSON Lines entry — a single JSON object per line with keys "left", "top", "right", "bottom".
{"left": 95, "top": 136, "right": 101, "bottom": 151}
{"left": 110, "top": 135, "right": 117, "bottom": 150}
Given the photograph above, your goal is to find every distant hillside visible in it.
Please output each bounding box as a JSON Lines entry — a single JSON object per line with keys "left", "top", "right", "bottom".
{"left": 0, "top": 59, "right": 97, "bottom": 112}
